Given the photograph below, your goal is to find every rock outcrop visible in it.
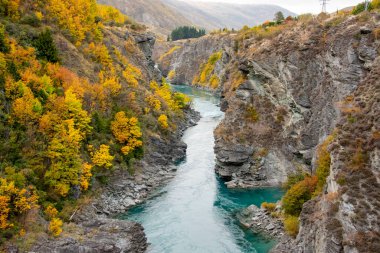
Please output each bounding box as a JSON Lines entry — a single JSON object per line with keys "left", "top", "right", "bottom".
{"left": 237, "top": 205, "right": 286, "bottom": 239}
{"left": 214, "top": 14, "right": 380, "bottom": 189}
{"left": 155, "top": 34, "right": 234, "bottom": 86}
{"left": 31, "top": 219, "right": 147, "bottom": 253}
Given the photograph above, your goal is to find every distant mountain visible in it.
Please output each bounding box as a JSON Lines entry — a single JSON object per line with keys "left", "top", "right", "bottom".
{"left": 98, "top": 0, "right": 193, "bottom": 35}
{"left": 163, "top": 0, "right": 296, "bottom": 31}
{"left": 100, "top": 0, "right": 296, "bottom": 35}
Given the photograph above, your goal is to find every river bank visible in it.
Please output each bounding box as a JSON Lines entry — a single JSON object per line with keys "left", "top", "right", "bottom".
{"left": 120, "top": 85, "right": 285, "bottom": 253}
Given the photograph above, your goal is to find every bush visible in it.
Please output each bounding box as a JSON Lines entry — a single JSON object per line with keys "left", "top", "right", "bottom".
{"left": 33, "top": 29, "right": 60, "bottom": 63}
{"left": 282, "top": 176, "right": 318, "bottom": 216}
{"left": 373, "top": 0, "right": 380, "bottom": 9}
{"left": 20, "top": 14, "right": 42, "bottom": 27}
{"left": 283, "top": 170, "right": 306, "bottom": 190}
{"left": 352, "top": 2, "right": 373, "bottom": 15}
{"left": 315, "top": 135, "right": 334, "bottom": 195}
{"left": 261, "top": 202, "right": 276, "bottom": 212}
{"left": 0, "top": 24, "right": 9, "bottom": 53}
{"left": 245, "top": 106, "right": 259, "bottom": 122}
{"left": 170, "top": 26, "right": 206, "bottom": 41}
{"left": 284, "top": 216, "right": 299, "bottom": 237}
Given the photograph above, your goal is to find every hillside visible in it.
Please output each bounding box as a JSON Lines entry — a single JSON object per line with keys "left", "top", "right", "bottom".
{"left": 0, "top": 0, "right": 196, "bottom": 251}
{"left": 163, "top": 0, "right": 296, "bottom": 30}
{"left": 98, "top": 0, "right": 193, "bottom": 35}
{"left": 100, "top": 0, "right": 295, "bottom": 35}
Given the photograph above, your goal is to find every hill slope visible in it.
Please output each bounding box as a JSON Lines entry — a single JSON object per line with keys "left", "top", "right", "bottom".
{"left": 98, "top": 0, "right": 193, "bottom": 35}
{"left": 100, "top": 0, "right": 295, "bottom": 34}
{"left": 163, "top": 0, "right": 296, "bottom": 30}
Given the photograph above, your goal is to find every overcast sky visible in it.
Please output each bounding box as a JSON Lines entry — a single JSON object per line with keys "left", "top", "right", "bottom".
{"left": 186, "top": 0, "right": 365, "bottom": 14}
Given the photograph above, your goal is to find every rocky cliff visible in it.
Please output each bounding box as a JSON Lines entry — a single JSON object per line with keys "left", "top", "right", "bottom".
{"left": 155, "top": 11, "right": 380, "bottom": 253}
{"left": 155, "top": 34, "right": 234, "bottom": 86}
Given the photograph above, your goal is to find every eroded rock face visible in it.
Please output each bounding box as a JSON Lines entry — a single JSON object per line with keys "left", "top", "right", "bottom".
{"left": 31, "top": 219, "right": 147, "bottom": 253}
{"left": 153, "top": 12, "right": 380, "bottom": 253}
{"left": 214, "top": 14, "right": 380, "bottom": 190}
{"left": 237, "top": 205, "right": 287, "bottom": 239}
{"left": 155, "top": 34, "right": 234, "bottom": 86}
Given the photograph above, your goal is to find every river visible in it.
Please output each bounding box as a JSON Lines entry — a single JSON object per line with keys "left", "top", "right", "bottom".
{"left": 120, "top": 85, "right": 284, "bottom": 253}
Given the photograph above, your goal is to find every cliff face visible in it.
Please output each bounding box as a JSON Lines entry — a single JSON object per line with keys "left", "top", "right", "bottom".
{"left": 217, "top": 14, "right": 380, "bottom": 251}
{"left": 155, "top": 12, "right": 380, "bottom": 253}
{"left": 273, "top": 59, "right": 380, "bottom": 253}
{"left": 155, "top": 34, "right": 234, "bottom": 86}
{"left": 215, "top": 15, "right": 379, "bottom": 188}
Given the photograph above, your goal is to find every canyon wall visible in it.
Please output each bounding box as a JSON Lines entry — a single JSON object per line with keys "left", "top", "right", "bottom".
{"left": 156, "top": 12, "right": 380, "bottom": 252}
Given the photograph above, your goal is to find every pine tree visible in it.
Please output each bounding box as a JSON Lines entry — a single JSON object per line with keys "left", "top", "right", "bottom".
{"left": 33, "top": 29, "right": 60, "bottom": 63}
{"left": 275, "top": 11, "right": 285, "bottom": 23}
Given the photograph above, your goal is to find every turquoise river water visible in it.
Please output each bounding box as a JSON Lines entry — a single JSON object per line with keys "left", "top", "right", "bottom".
{"left": 121, "top": 85, "right": 284, "bottom": 253}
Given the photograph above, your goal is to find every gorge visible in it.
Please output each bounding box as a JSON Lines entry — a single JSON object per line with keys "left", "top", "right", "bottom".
{"left": 0, "top": 1, "right": 379, "bottom": 253}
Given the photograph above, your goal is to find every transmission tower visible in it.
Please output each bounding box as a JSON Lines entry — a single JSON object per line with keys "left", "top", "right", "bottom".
{"left": 364, "top": 0, "right": 370, "bottom": 11}
{"left": 320, "top": 0, "right": 329, "bottom": 13}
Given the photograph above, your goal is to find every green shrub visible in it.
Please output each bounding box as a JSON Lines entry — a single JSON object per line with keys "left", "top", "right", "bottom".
{"left": 33, "top": 29, "right": 60, "bottom": 63}
{"left": 352, "top": 2, "right": 373, "bottom": 15}
{"left": 282, "top": 176, "right": 318, "bottom": 216}
{"left": 284, "top": 216, "right": 299, "bottom": 237}
{"left": 20, "top": 14, "right": 42, "bottom": 27}
{"left": 315, "top": 135, "right": 334, "bottom": 195}
{"left": 261, "top": 202, "right": 276, "bottom": 212}
{"left": 0, "top": 24, "right": 10, "bottom": 53}
{"left": 245, "top": 106, "right": 259, "bottom": 122}
{"left": 283, "top": 170, "right": 306, "bottom": 190}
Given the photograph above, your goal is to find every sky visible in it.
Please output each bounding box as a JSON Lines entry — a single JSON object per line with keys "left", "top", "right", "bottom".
{"left": 186, "top": 0, "right": 366, "bottom": 14}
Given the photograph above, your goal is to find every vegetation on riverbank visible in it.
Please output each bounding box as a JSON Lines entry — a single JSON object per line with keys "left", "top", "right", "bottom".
{"left": 0, "top": 0, "right": 191, "bottom": 247}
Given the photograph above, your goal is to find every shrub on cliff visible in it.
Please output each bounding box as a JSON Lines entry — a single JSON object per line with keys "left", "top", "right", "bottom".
{"left": 282, "top": 176, "right": 318, "bottom": 216}
{"left": 284, "top": 216, "right": 299, "bottom": 237}
{"left": 314, "top": 135, "right": 334, "bottom": 195}
{"left": 283, "top": 170, "right": 306, "bottom": 190}
{"left": 352, "top": 2, "right": 373, "bottom": 15}
{"left": 261, "top": 202, "right": 276, "bottom": 212}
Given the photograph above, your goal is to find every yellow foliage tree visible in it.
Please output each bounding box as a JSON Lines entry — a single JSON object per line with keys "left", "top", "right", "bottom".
{"left": 0, "top": 0, "right": 20, "bottom": 20}
{"left": 12, "top": 85, "right": 42, "bottom": 124}
{"left": 145, "top": 94, "right": 161, "bottom": 111}
{"left": 122, "top": 63, "right": 142, "bottom": 87}
{"left": 111, "top": 112, "right": 143, "bottom": 155}
{"left": 150, "top": 79, "right": 191, "bottom": 112}
{"left": 80, "top": 163, "right": 93, "bottom": 191}
{"left": 49, "top": 217, "right": 63, "bottom": 237}
{"left": 0, "top": 195, "right": 11, "bottom": 229}
{"left": 47, "top": 0, "right": 98, "bottom": 45}
{"left": 91, "top": 145, "right": 114, "bottom": 169}
{"left": 0, "top": 179, "right": 38, "bottom": 229}
{"left": 96, "top": 4, "right": 129, "bottom": 24}
{"left": 158, "top": 114, "right": 169, "bottom": 129}
{"left": 45, "top": 205, "right": 58, "bottom": 220}
{"left": 86, "top": 43, "right": 113, "bottom": 71}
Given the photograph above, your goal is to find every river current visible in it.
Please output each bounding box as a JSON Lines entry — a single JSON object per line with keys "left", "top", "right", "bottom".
{"left": 121, "top": 85, "right": 283, "bottom": 253}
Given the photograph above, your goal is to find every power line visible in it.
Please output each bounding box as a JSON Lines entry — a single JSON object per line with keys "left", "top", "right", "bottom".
{"left": 364, "top": 0, "right": 370, "bottom": 11}
{"left": 320, "top": 0, "right": 330, "bottom": 13}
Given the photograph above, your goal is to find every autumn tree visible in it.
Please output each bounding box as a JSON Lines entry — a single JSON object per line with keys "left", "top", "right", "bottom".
{"left": 90, "top": 144, "right": 114, "bottom": 169}
{"left": 47, "top": 0, "right": 98, "bottom": 45}
{"left": 111, "top": 112, "right": 143, "bottom": 156}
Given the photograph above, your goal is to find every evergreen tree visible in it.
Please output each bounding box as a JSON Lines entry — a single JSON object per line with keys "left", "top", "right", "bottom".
{"left": 33, "top": 29, "right": 60, "bottom": 63}
{"left": 170, "top": 26, "right": 206, "bottom": 41}
{"left": 275, "top": 11, "right": 285, "bottom": 23}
